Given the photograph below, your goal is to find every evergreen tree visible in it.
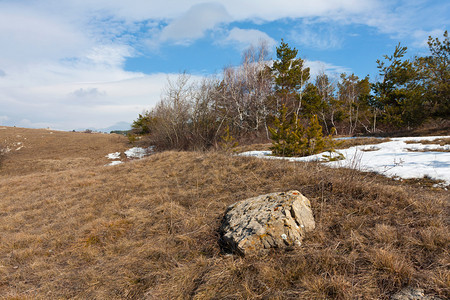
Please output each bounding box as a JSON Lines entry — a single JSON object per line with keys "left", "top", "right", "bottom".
{"left": 305, "top": 115, "right": 325, "bottom": 155}
{"left": 132, "top": 112, "right": 154, "bottom": 134}
{"left": 415, "top": 30, "right": 450, "bottom": 118}
{"left": 302, "top": 83, "right": 325, "bottom": 119}
{"left": 269, "top": 105, "right": 306, "bottom": 157}
{"left": 372, "top": 43, "right": 424, "bottom": 128}
{"left": 269, "top": 107, "right": 338, "bottom": 157}
{"left": 271, "top": 40, "right": 310, "bottom": 120}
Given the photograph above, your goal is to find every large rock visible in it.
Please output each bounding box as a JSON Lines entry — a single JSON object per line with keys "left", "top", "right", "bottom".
{"left": 220, "top": 190, "right": 315, "bottom": 256}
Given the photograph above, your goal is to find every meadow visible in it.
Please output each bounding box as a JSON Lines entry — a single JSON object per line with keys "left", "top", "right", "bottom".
{"left": 0, "top": 127, "right": 448, "bottom": 299}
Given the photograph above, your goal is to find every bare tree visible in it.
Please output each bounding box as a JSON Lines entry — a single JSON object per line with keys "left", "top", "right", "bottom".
{"left": 215, "top": 40, "right": 273, "bottom": 139}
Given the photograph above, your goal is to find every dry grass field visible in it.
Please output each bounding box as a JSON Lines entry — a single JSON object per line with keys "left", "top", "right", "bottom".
{"left": 0, "top": 127, "right": 448, "bottom": 299}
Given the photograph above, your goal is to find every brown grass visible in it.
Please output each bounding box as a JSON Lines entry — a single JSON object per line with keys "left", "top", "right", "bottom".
{"left": 0, "top": 127, "right": 449, "bottom": 299}
{"left": 234, "top": 137, "right": 391, "bottom": 154}
{"left": 404, "top": 138, "right": 450, "bottom": 153}
{"left": 336, "top": 137, "right": 391, "bottom": 149}
{"left": 404, "top": 138, "right": 450, "bottom": 146}
{"left": 0, "top": 127, "right": 129, "bottom": 175}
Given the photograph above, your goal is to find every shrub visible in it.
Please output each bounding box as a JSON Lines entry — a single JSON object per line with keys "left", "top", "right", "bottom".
{"left": 269, "top": 106, "right": 338, "bottom": 157}
{"left": 268, "top": 105, "right": 306, "bottom": 157}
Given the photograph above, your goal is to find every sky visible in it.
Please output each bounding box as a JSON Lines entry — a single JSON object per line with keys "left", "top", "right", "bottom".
{"left": 0, "top": 0, "right": 449, "bottom": 131}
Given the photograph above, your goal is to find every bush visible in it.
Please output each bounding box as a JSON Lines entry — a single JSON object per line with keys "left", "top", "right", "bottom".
{"left": 268, "top": 105, "right": 306, "bottom": 157}
{"left": 269, "top": 106, "right": 338, "bottom": 157}
{"left": 140, "top": 75, "right": 225, "bottom": 151}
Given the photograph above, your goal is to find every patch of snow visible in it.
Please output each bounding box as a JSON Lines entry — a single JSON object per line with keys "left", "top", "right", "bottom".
{"left": 239, "top": 136, "right": 450, "bottom": 185}
{"left": 106, "top": 152, "right": 121, "bottom": 159}
{"left": 360, "top": 145, "right": 381, "bottom": 151}
{"left": 104, "top": 146, "right": 154, "bottom": 167}
{"left": 125, "top": 147, "right": 152, "bottom": 159}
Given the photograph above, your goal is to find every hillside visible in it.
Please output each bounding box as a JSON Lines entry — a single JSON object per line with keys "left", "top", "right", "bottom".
{"left": 0, "top": 127, "right": 448, "bottom": 299}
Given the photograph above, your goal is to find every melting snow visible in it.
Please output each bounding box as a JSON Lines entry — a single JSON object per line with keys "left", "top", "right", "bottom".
{"left": 105, "top": 147, "right": 153, "bottom": 166}
{"left": 106, "top": 152, "right": 121, "bottom": 159}
{"left": 125, "top": 147, "right": 148, "bottom": 159}
{"left": 240, "top": 136, "right": 450, "bottom": 185}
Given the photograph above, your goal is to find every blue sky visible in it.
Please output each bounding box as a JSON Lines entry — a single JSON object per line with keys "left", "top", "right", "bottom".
{"left": 0, "top": 0, "right": 448, "bottom": 131}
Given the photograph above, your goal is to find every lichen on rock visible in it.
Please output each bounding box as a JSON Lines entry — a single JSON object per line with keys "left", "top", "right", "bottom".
{"left": 220, "top": 190, "right": 315, "bottom": 256}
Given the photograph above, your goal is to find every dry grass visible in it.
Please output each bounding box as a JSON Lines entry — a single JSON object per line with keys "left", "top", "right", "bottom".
{"left": 0, "top": 127, "right": 129, "bottom": 175}
{"left": 0, "top": 127, "right": 449, "bottom": 299}
{"left": 234, "top": 137, "right": 391, "bottom": 154}
{"left": 404, "top": 138, "right": 450, "bottom": 146}
{"left": 404, "top": 138, "right": 450, "bottom": 153}
{"left": 336, "top": 137, "right": 391, "bottom": 149}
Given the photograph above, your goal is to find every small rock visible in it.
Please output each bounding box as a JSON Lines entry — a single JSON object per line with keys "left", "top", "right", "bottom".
{"left": 220, "top": 190, "right": 315, "bottom": 256}
{"left": 390, "top": 287, "right": 442, "bottom": 300}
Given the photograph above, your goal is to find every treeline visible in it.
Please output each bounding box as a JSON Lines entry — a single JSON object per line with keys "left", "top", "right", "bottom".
{"left": 132, "top": 31, "right": 449, "bottom": 151}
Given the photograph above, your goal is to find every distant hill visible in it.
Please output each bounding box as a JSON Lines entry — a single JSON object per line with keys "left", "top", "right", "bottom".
{"left": 76, "top": 121, "right": 131, "bottom": 133}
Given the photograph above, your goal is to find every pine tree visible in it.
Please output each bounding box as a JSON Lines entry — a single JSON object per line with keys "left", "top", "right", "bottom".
{"left": 305, "top": 115, "right": 325, "bottom": 155}
{"left": 271, "top": 40, "right": 310, "bottom": 119}
{"left": 415, "top": 30, "right": 450, "bottom": 118}
{"left": 371, "top": 43, "right": 424, "bottom": 128}
{"left": 269, "top": 108, "right": 340, "bottom": 158}
{"left": 268, "top": 105, "right": 306, "bottom": 157}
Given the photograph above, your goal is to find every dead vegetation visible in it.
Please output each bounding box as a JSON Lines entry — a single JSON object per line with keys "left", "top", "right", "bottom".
{"left": 404, "top": 138, "right": 450, "bottom": 146}
{"left": 404, "top": 138, "right": 450, "bottom": 152}
{"left": 0, "top": 127, "right": 448, "bottom": 299}
{"left": 234, "top": 137, "right": 391, "bottom": 153}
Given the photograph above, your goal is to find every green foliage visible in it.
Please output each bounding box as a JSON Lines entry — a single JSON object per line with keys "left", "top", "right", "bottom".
{"left": 132, "top": 112, "right": 154, "bottom": 135}
{"left": 370, "top": 34, "right": 449, "bottom": 129}
{"left": 269, "top": 105, "right": 306, "bottom": 157}
{"left": 271, "top": 39, "right": 310, "bottom": 113}
{"left": 302, "top": 83, "right": 325, "bottom": 119}
{"left": 414, "top": 30, "right": 450, "bottom": 118}
{"left": 305, "top": 114, "right": 325, "bottom": 155}
{"left": 219, "top": 125, "right": 239, "bottom": 152}
{"left": 269, "top": 106, "right": 338, "bottom": 157}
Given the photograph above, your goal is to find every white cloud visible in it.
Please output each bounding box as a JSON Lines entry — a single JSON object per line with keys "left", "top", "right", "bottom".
{"left": 0, "top": 4, "right": 93, "bottom": 67}
{"left": 305, "top": 60, "right": 351, "bottom": 79}
{"left": 221, "top": 28, "right": 276, "bottom": 50}
{"left": 222, "top": 0, "right": 376, "bottom": 21}
{"left": 85, "top": 45, "right": 135, "bottom": 67}
{"left": 411, "top": 29, "right": 445, "bottom": 48}
{"left": 159, "top": 2, "right": 231, "bottom": 45}
{"left": 71, "top": 88, "right": 107, "bottom": 98}
{"left": 290, "top": 23, "right": 344, "bottom": 50}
